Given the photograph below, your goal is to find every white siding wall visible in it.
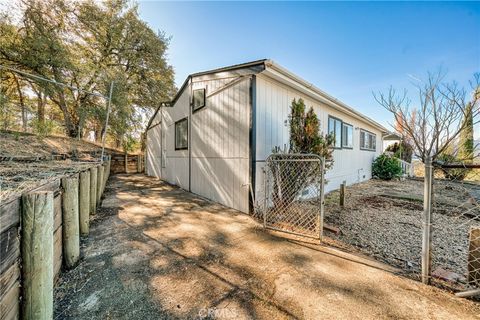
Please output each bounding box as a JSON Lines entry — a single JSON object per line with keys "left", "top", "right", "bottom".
{"left": 145, "top": 111, "right": 162, "bottom": 178}
{"left": 161, "top": 88, "right": 190, "bottom": 190}
{"left": 254, "top": 74, "right": 383, "bottom": 198}
{"left": 190, "top": 77, "right": 251, "bottom": 213}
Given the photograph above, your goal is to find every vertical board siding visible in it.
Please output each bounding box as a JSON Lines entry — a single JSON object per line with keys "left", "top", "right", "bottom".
{"left": 190, "top": 77, "right": 251, "bottom": 213}
{"left": 151, "top": 75, "right": 251, "bottom": 213}
{"left": 160, "top": 88, "right": 190, "bottom": 190}
{"left": 254, "top": 74, "right": 383, "bottom": 199}
{"left": 145, "top": 110, "right": 162, "bottom": 178}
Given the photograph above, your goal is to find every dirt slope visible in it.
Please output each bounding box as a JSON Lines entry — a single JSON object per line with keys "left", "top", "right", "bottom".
{"left": 0, "top": 131, "right": 120, "bottom": 158}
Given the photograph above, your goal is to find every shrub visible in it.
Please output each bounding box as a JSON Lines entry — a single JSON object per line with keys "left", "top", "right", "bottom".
{"left": 372, "top": 153, "right": 403, "bottom": 180}
{"left": 31, "top": 119, "right": 54, "bottom": 138}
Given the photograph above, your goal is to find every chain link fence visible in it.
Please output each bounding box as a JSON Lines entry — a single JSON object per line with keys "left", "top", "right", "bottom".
{"left": 254, "top": 152, "right": 480, "bottom": 297}
{"left": 431, "top": 161, "right": 480, "bottom": 292}
{"left": 261, "top": 154, "right": 325, "bottom": 239}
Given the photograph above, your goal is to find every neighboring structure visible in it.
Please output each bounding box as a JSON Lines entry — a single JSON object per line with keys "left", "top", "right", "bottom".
{"left": 145, "top": 59, "right": 389, "bottom": 213}
{"left": 382, "top": 132, "right": 402, "bottom": 151}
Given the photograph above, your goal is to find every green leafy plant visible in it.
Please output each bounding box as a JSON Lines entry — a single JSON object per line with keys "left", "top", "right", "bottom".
{"left": 31, "top": 118, "right": 54, "bottom": 138}
{"left": 269, "top": 99, "right": 334, "bottom": 208}
{"left": 288, "top": 98, "right": 334, "bottom": 167}
{"left": 385, "top": 140, "right": 413, "bottom": 163}
{"left": 372, "top": 153, "right": 403, "bottom": 180}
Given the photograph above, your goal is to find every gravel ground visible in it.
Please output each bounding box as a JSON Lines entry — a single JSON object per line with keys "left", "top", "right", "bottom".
{"left": 324, "top": 178, "right": 480, "bottom": 289}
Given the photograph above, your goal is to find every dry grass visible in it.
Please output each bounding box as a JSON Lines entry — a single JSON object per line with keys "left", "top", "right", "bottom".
{"left": 0, "top": 160, "right": 97, "bottom": 202}
{"left": 0, "top": 131, "right": 117, "bottom": 202}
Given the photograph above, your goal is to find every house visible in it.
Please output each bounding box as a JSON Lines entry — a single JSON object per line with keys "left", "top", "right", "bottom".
{"left": 145, "top": 59, "right": 389, "bottom": 214}
{"left": 383, "top": 132, "right": 402, "bottom": 151}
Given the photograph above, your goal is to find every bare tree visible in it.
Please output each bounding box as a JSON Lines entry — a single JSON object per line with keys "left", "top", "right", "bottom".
{"left": 374, "top": 71, "right": 480, "bottom": 163}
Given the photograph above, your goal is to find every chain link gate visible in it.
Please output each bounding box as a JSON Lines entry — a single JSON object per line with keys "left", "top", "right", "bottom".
{"left": 262, "top": 154, "right": 325, "bottom": 239}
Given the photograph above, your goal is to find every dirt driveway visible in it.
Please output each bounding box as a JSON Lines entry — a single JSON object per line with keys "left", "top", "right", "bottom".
{"left": 54, "top": 174, "right": 480, "bottom": 319}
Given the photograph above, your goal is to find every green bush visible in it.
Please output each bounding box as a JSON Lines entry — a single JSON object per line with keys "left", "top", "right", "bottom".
{"left": 372, "top": 153, "right": 403, "bottom": 180}
{"left": 31, "top": 119, "right": 55, "bottom": 138}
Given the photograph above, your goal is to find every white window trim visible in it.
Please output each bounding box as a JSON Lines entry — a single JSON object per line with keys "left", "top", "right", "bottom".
{"left": 360, "top": 129, "right": 376, "bottom": 151}
{"left": 342, "top": 122, "right": 353, "bottom": 149}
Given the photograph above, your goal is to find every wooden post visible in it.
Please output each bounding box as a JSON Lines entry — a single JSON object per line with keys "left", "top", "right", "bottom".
{"left": 339, "top": 182, "right": 345, "bottom": 207}
{"left": 79, "top": 171, "right": 90, "bottom": 236}
{"left": 62, "top": 175, "right": 80, "bottom": 269}
{"left": 468, "top": 227, "right": 480, "bottom": 286}
{"left": 124, "top": 152, "right": 128, "bottom": 174}
{"left": 101, "top": 164, "right": 107, "bottom": 195}
{"left": 106, "top": 155, "right": 111, "bottom": 180}
{"left": 89, "top": 166, "right": 98, "bottom": 214}
{"left": 137, "top": 154, "right": 141, "bottom": 173}
{"left": 422, "top": 156, "right": 433, "bottom": 284}
{"left": 97, "top": 164, "right": 104, "bottom": 204}
{"left": 21, "top": 191, "right": 54, "bottom": 320}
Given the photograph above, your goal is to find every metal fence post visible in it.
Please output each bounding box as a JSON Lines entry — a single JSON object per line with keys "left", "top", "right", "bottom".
{"left": 422, "top": 155, "right": 433, "bottom": 284}
{"left": 263, "top": 167, "right": 267, "bottom": 229}
{"left": 319, "top": 157, "right": 326, "bottom": 241}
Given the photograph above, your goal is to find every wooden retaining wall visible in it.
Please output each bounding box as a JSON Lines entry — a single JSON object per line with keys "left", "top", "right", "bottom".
{"left": 110, "top": 153, "right": 144, "bottom": 174}
{"left": 0, "top": 157, "right": 111, "bottom": 320}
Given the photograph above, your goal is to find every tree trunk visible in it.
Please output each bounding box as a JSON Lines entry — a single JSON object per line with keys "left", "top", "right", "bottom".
{"left": 115, "top": 137, "right": 122, "bottom": 149}
{"left": 37, "top": 90, "right": 45, "bottom": 125}
{"left": 94, "top": 127, "right": 102, "bottom": 143}
{"left": 13, "top": 75, "right": 27, "bottom": 132}
{"left": 51, "top": 92, "right": 78, "bottom": 137}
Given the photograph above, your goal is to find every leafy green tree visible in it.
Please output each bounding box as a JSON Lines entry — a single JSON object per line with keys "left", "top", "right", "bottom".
{"left": 269, "top": 99, "right": 334, "bottom": 208}
{"left": 0, "top": 0, "right": 175, "bottom": 151}
{"left": 288, "top": 98, "right": 334, "bottom": 166}
{"left": 385, "top": 140, "right": 413, "bottom": 162}
{"left": 458, "top": 101, "right": 474, "bottom": 162}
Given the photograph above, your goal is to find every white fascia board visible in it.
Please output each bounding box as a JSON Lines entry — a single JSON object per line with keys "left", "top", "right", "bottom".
{"left": 263, "top": 60, "right": 389, "bottom": 133}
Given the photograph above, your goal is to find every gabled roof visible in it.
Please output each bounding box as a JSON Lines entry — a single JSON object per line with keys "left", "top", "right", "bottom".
{"left": 146, "top": 59, "right": 389, "bottom": 133}
{"left": 146, "top": 59, "right": 267, "bottom": 131}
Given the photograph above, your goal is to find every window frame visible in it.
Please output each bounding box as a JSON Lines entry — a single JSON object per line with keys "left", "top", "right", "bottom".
{"left": 174, "top": 117, "right": 188, "bottom": 150}
{"left": 328, "top": 116, "right": 343, "bottom": 149}
{"left": 359, "top": 129, "right": 376, "bottom": 151}
{"left": 341, "top": 122, "right": 354, "bottom": 149}
{"left": 192, "top": 88, "right": 206, "bottom": 112}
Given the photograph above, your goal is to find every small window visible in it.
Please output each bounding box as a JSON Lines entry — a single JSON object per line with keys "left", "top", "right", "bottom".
{"left": 360, "top": 129, "right": 376, "bottom": 151}
{"left": 328, "top": 116, "right": 342, "bottom": 148}
{"left": 342, "top": 123, "right": 353, "bottom": 148}
{"left": 175, "top": 118, "right": 188, "bottom": 150}
{"left": 192, "top": 88, "right": 205, "bottom": 112}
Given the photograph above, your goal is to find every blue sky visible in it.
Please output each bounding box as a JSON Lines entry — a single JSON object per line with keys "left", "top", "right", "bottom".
{"left": 138, "top": 1, "right": 480, "bottom": 131}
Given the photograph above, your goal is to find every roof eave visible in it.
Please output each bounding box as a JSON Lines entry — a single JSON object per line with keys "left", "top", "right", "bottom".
{"left": 263, "top": 60, "right": 389, "bottom": 133}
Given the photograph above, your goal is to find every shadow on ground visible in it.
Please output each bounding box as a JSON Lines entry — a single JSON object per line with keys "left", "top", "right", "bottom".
{"left": 54, "top": 174, "right": 480, "bottom": 320}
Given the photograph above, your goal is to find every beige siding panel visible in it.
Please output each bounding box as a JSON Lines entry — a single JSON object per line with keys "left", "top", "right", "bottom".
{"left": 145, "top": 111, "right": 162, "bottom": 178}
{"left": 190, "top": 77, "right": 250, "bottom": 213}
{"left": 161, "top": 86, "right": 190, "bottom": 190}
{"left": 254, "top": 74, "right": 383, "bottom": 199}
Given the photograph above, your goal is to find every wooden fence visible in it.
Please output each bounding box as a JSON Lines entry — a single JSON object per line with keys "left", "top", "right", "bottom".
{"left": 0, "top": 157, "right": 111, "bottom": 320}
{"left": 110, "top": 153, "right": 144, "bottom": 174}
